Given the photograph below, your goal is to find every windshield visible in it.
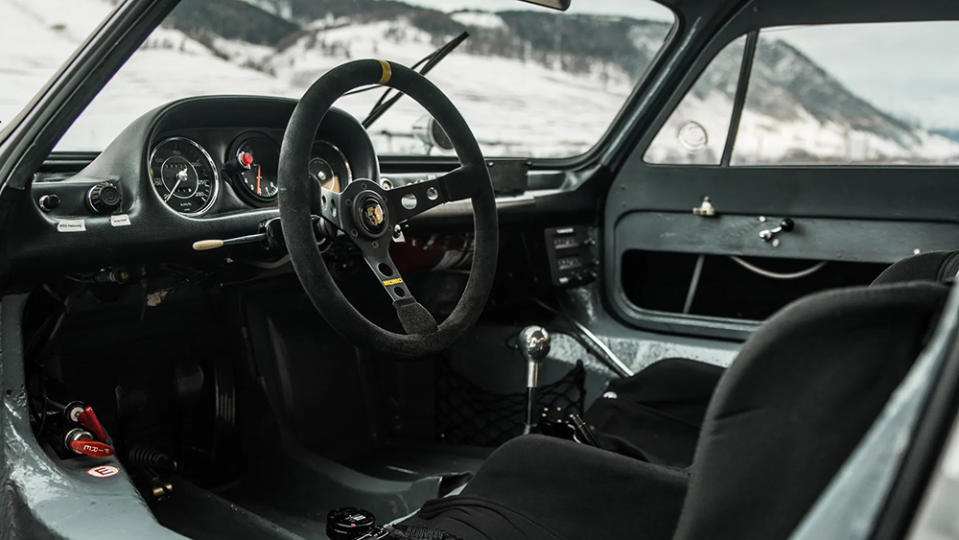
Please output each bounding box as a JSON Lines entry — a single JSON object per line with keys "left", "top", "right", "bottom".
{"left": 2, "top": 0, "right": 674, "bottom": 158}
{"left": 0, "top": 0, "right": 116, "bottom": 130}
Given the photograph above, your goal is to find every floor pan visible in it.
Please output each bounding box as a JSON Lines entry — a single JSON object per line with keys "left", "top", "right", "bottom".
{"left": 152, "top": 441, "right": 492, "bottom": 539}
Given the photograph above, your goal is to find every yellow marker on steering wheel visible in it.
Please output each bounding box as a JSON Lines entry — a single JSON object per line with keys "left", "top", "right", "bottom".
{"left": 377, "top": 60, "right": 392, "bottom": 84}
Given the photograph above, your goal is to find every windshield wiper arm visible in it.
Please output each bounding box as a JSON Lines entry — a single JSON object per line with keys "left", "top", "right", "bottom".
{"left": 362, "top": 31, "right": 469, "bottom": 129}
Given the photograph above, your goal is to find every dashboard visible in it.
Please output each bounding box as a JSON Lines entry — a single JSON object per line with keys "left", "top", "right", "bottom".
{"left": 6, "top": 95, "right": 584, "bottom": 278}
{"left": 9, "top": 96, "right": 380, "bottom": 273}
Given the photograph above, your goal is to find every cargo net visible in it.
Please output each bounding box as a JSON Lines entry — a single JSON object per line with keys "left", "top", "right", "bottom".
{"left": 436, "top": 359, "right": 585, "bottom": 447}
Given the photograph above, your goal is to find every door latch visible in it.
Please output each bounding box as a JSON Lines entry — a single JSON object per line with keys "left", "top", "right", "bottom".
{"left": 759, "top": 217, "right": 794, "bottom": 245}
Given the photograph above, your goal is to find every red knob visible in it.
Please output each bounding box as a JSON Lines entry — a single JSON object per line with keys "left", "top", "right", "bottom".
{"left": 76, "top": 406, "right": 108, "bottom": 442}
{"left": 239, "top": 151, "right": 254, "bottom": 167}
{"left": 69, "top": 439, "right": 115, "bottom": 458}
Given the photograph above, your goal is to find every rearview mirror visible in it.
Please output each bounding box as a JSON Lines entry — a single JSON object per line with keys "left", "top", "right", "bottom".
{"left": 516, "top": 0, "right": 571, "bottom": 11}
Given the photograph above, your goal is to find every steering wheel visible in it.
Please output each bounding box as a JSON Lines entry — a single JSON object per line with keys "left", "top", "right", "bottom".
{"left": 277, "top": 59, "right": 499, "bottom": 357}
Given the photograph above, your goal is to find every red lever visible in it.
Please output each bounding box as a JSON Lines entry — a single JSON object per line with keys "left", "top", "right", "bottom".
{"left": 70, "top": 439, "right": 115, "bottom": 458}
{"left": 76, "top": 406, "right": 108, "bottom": 442}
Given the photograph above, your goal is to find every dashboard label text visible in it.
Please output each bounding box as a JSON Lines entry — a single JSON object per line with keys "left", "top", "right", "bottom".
{"left": 56, "top": 219, "right": 86, "bottom": 233}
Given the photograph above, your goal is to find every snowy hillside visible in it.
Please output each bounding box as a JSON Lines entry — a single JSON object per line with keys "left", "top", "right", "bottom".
{"left": 647, "top": 35, "right": 959, "bottom": 164}
{"left": 0, "top": 0, "right": 115, "bottom": 126}
{"left": 266, "top": 16, "right": 641, "bottom": 156}
{"left": 3, "top": 0, "right": 959, "bottom": 163}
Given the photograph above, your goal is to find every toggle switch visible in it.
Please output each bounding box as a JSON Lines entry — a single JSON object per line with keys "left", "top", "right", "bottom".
{"left": 76, "top": 405, "right": 108, "bottom": 442}
{"left": 65, "top": 427, "right": 114, "bottom": 458}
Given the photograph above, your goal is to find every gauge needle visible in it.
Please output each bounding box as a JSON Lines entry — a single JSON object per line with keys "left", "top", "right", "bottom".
{"left": 256, "top": 165, "right": 262, "bottom": 195}
{"left": 165, "top": 168, "right": 188, "bottom": 201}
{"left": 165, "top": 178, "right": 182, "bottom": 202}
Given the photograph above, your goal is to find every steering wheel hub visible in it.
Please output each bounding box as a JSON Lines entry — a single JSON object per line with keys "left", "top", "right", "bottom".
{"left": 354, "top": 191, "right": 388, "bottom": 237}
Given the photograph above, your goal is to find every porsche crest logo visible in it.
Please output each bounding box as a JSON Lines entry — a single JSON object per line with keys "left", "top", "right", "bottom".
{"left": 364, "top": 203, "right": 385, "bottom": 228}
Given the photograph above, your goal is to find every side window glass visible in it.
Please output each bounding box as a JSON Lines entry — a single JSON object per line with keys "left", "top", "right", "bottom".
{"left": 644, "top": 36, "right": 746, "bottom": 164}
{"left": 732, "top": 23, "right": 959, "bottom": 165}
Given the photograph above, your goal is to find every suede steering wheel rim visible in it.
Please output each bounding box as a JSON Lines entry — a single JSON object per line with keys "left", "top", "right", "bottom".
{"left": 278, "top": 59, "right": 499, "bottom": 357}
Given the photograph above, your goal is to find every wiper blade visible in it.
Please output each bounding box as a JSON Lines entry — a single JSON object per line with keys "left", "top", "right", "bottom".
{"left": 361, "top": 31, "right": 469, "bottom": 129}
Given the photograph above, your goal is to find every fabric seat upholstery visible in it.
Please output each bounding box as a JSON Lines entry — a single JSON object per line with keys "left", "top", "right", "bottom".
{"left": 402, "top": 281, "right": 949, "bottom": 540}
{"left": 587, "top": 250, "right": 959, "bottom": 466}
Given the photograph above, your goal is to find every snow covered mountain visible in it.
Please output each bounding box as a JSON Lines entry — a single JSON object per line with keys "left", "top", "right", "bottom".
{"left": 647, "top": 35, "right": 959, "bottom": 164}
{"left": 3, "top": 0, "right": 958, "bottom": 162}
{"left": 737, "top": 37, "right": 959, "bottom": 164}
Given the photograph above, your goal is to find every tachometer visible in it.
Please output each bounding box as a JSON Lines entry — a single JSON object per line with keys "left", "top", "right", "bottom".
{"left": 227, "top": 133, "right": 280, "bottom": 204}
{"left": 309, "top": 140, "right": 352, "bottom": 193}
{"left": 148, "top": 137, "right": 219, "bottom": 214}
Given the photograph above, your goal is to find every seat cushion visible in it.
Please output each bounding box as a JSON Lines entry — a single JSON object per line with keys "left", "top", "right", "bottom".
{"left": 587, "top": 358, "right": 724, "bottom": 466}
{"left": 401, "top": 435, "right": 688, "bottom": 540}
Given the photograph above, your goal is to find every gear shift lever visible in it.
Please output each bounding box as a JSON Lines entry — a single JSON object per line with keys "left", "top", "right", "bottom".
{"left": 518, "top": 326, "right": 550, "bottom": 434}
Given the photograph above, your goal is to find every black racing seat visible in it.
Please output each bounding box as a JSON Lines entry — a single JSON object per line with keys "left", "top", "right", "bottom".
{"left": 398, "top": 280, "right": 949, "bottom": 540}
{"left": 585, "top": 250, "right": 959, "bottom": 467}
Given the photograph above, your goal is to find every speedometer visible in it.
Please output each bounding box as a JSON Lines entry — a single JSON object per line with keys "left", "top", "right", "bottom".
{"left": 148, "top": 137, "right": 219, "bottom": 214}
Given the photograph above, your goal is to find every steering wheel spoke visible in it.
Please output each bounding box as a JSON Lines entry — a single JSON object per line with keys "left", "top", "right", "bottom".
{"left": 393, "top": 298, "right": 439, "bottom": 335}
{"left": 385, "top": 166, "right": 477, "bottom": 223}
{"left": 317, "top": 185, "right": 344, "bottom": 230}
{"left": 358, "top": 245, "right": 438, "bottom": 334}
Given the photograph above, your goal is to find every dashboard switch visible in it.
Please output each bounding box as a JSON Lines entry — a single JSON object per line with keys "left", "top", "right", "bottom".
{"left": 86, "top": 182, "right": 122, "bottom": 214}
{"left": 38, "top": 194, "right": 61, "bottom": 212}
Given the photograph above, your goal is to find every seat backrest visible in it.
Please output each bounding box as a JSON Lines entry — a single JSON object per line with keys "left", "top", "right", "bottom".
{"left": 873, "top": 250, "right": 959, "bottom": 285}
{"left": 673, "top": 282, "right": 949, "bottom": 540}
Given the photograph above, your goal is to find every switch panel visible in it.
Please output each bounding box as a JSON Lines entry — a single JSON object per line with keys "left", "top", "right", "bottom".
{"left": 544, "top": 226, "right": 598, "bottom": 287}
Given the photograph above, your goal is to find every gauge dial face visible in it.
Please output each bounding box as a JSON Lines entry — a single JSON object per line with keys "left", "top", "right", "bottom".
{"left": 148, "top": 138, "right": 218, "bottom": 214}
{"left": 229, "top": 134, "right": 280, "bottom": 203}
{"left": 309, "top": 141, "right": 352, "bottom": 193}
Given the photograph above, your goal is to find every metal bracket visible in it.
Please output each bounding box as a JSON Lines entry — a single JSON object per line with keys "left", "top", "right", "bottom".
{"left": 692, "top": 196, "right": 717, "bottom": 217}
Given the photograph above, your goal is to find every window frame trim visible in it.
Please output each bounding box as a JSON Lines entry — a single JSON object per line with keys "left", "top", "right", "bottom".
{"left": 720, "top": 30, "right": 758, "bottom": 165}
